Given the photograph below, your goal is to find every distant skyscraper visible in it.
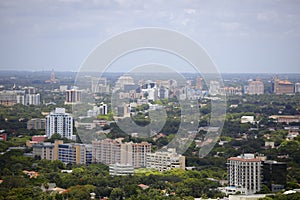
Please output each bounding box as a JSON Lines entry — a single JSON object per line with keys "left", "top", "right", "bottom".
{"left": 195, "top": 77, "right": 203, "bottom": 90}
{"left": 209, "top": 80, "right": 220, "bottom": 95}
{"left": 99, "top": 102, "right": 108, "bottom": 115}
{"left": 227, "top": 154, "right": 262, "bottom": 194}
{"left": 295, "top": 83, "right": 300, "bottom": 93}
{"left": 46, "top": 108, "right": 75, "bottom": 140}
{"left": 273, "top": 76, "right": 294, "bottom": 94}
{"left": 246, "top": 79, "right": 264, "bottom": 95}
{"left": 65, "top": 89, "right": 81, "bottom": 104}
{"left": 116, "top": 75, "right": 135, "bottom": 90}
{"left": 25, "top": 93, "right": 40, "bottom": 105}
{"left": 45, "top": 69, "right": 59, "bottom": 84}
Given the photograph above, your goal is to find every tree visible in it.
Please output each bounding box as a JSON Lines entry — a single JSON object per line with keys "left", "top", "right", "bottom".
{"left": 109, "top": 188, "right": 125, "bottom": 200}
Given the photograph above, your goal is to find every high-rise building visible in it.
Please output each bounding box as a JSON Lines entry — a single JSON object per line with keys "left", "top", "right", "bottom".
{"left": 46, "top": 108, "right": 75, "bottom": 140}
{"left": 262, "top": 160, "right": 287, "bottom": 192}
{"left": 273, "top": 76, "right": 294, "bottom": 94}
{"left": 146, "top": 148, "right": 185, "bottom": 172}
{"left": 246, "top": 79, "right": 264, "bottom": 95}
{"left": 116, "top": 75, "right": 135, "bottom": 90}
{"left": 0, "top": 89, "right": 40, "bottom": 106}
{"left": 0, "top": 90, "right": 24, "bottom": 106}
{"left": 195, "top": 77, "right": 203, "bottom": 90}
{"left": 65, "top": 89, "right": 82, "bottom": 104}
{"left": 227, "top": 154, "right": 262, "bottom": 195}
{"left": 99, "top": 102, "right": 108, "bottom": 115}
{"left": 92, "top": 139, "right": 151, "bottom": 168}
{"left": 122, "top": 142, "right": 152, "bottom": 168}
{"left": 209, "top": 80, "right": 221, "bottom": 96}
{"left": 92, "top": 139, "right": 121, "bottom": 165}
{"left": 295, "top": 83, "right": 300, "bottom": 93}
{"left": 25, "top": 93, "right": 40, "bottom": 105}
{"left": 45, "top": 69, "right": 59, "bottom": 84}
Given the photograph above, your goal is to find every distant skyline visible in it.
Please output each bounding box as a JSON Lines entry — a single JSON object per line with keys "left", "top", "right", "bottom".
{"left": 0, "top": 0, "right": 300, "bottom": 73}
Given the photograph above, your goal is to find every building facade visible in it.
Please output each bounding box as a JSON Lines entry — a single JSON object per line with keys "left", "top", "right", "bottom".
{"left": 109, "top": 163, "right": 134, "bottom": 176}
{"left": 273, "top": 76, "right": 294, "bottom": 94}
{"left": 27, "top": 118, "right": 46, "bottom": 130}
{"left": 57, "top": 143, "right": 92, "bottom": 164}
{"left": 33, "top": 140, "right": 92, "bottom": 164}
{"left": 146, "top": 148, "right": 185, "bottom": 172}
{"left": 227, "top": 154, "right": 262, "bottom": 195}
{"left": 263, "top": 160, "right": 287, "bottom": 192}
{"left": 92, "top": 139, "right": 151, "bottom": 168}
{"left": 246, "top": 79, "right": 264, "bottom": 95}
{"left": 46, "top": 108, "right": 75, "bottom": 140}
{"left": 65, "top": 89, "right": 81, "bottom": 104}
{"left": 32, "top": 142, "right": 55, "bottom": 160}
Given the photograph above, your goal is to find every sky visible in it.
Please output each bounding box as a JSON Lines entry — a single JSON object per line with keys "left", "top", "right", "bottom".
{"left": 0, "top": 0, "right": 300, "bottom": 73}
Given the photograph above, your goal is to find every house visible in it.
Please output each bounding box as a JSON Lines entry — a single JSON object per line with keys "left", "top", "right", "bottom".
{"left": 241, "top": 116, "right": 255, "bottom": 124}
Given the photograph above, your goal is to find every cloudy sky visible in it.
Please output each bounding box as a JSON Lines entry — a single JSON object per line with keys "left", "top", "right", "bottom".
{"left": 0, "top": 0, "right": 299, "bottom": 73}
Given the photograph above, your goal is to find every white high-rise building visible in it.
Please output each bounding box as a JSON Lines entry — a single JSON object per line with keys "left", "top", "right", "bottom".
{"left": 25, "top": 93, "right": 40, "bottom": 105}
{"left": 46, "top": 108, "right": 75, "bottom": 140}
{"left": 65, "top": 89, "right": 82, "bottom": 104}
{"left": 209, "top": 80, "right": 221, "bottom": 96}
{"left": 227, "top": 154, "right": 262, "bottom": 195}
{"left": 99, "top": 102, "right": 108, "bottom": 115}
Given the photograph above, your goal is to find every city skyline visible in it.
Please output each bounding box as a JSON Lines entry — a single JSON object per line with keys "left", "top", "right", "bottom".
{"left": 0, "top": 0, "right": 300, "bottom": 73}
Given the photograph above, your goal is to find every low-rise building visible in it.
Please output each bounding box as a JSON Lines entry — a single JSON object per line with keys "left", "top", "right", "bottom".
{"left": 109, "top": 163, "right": 134, "bottom": 176}
{"left": 33, "top": 140, "right": 92, "bottom": 164}
{"left": 27, "top": 118, "right": 46, "bottom": 130}
{"left": 241, "top": 116, "right": 255, "bottom": 124}
{"left": 269, "top": 115, "right": 300, "bottom": 124}
{"left": 146, "top": 148, "right": 185, "bottom": 172}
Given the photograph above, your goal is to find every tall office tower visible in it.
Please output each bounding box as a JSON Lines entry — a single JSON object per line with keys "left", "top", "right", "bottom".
{"left": 116, "top": 75, "right": 135, "bottom": 90}
{"left": 247, "top": 79, "right": 264, "bottom": 95}
{"left": 45, "top": 69, "right": 59, "bottom": 84}
{"left": 295, "top": 83, "right": 300, "bottom": 93}
{"left": 195, "top": 77, "right": 203, "bottom": 90}
{"left": 263, "top": 160, "right": 287, "bottom": 192}
{"left": 227, "top": 154, "right": 262, "bottom": 195}
{"left": 25, "top": 93, "right": 40, "bottom": 105}
{"left": 209, "top": 80, "right": 221, "bottom": 95}
{"left": 65, "top": 89, "right": 82, "bottom": 104}
{"left": 99, "top": 102, "right": 108, "bottom": 115}
{"left": 146, "top": 148, "right": 185, "bottom": 172}
{"left": 273, "top": 76, "right": 294, "bottom": 94}
{"left": 46, "top": 108, "right": 75, "bottom": 140}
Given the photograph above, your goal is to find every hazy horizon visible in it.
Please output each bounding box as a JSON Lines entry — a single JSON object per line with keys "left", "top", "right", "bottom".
{"left": 1, "top": 0, "right": 300, "bottom": 74}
